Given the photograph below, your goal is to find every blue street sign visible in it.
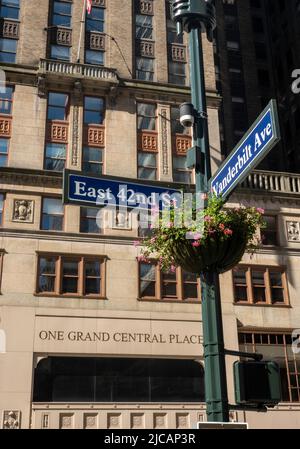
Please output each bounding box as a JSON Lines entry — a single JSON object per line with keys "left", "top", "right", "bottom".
{"left": 63, "top": 171, "right": 182, "bottom": 211}
{"left": 209, "top": 100, "right": 281, "bottom": 199}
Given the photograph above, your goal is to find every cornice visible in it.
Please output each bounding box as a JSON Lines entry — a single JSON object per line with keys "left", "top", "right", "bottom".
{"left": 0, "top": 167, "right": 62, "bottom": 188}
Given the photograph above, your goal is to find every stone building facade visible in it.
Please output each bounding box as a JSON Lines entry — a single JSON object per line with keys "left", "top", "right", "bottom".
{"left": 0, "top": 0, "right": 299, "bottom": 429}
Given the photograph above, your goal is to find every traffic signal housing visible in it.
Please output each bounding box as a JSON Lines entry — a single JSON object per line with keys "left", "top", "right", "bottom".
{"left": 234, "top": 361, "right": 282, "bottom": 406}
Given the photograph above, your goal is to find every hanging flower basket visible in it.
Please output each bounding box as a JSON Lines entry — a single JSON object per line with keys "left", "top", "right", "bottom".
{"left": 137, "top": 196, "right": 266, "bottom": 275}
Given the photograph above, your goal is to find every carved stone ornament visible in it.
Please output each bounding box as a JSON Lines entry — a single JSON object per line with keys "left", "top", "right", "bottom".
{"left": 13, "top": 200, "right": 34, "bottom": 223}
{"left": 287, "top": 221, "right": 300, "bottom": 242}
{"left": 3, "top": 411, "right": 20, "bottom": 429}
{"left": 113, "top": 209, "right": 132, "bottom": 230}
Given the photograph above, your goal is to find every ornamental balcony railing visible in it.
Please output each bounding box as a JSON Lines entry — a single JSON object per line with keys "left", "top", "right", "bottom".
{"left": 240, "top": 170, "right": 300, "bottom": 195}
{"left": 39, "top": 59, "right": 118, "bottom": 84}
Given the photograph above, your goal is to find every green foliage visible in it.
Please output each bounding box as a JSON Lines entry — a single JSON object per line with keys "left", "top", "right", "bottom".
{"left": 137, "top": 196, "right": 266, "bottom": 272}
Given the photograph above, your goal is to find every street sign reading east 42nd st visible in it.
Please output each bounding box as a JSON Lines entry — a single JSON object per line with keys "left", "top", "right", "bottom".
{"left": 63, "top": 171, "right": 182, "bottom": 211}
{"left": 209, "top": 100, "right": 281, "bottom": 200}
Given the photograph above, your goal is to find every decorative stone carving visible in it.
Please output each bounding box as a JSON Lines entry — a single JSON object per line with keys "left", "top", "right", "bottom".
{"left": 37, "top": 76, "right": 46, "bottom": 98}
{"left": 113, "top": 209, "right": 132, "bottom": 230}
{"left": 59, "top": 413, "right": 74, "bottom": 429}
{"left": 287, "top": 221, "right": 300, "bottom": 242}
{"left": 138, "top": 131, "right": 158, "bottom": 152}
{"left": 174, "top": 134, "right": 192, "bottom": 155}
{"left": 1, "top": 19, "right": 19, "bottom": 39}
{"left": 56, "top": 27, "right": 72, "bottom": 46}
{"left": 13, "top": 200, "right": 34, "bottom": 223}
{"left": 138, "top": 40, "right": 155, "bottom": 58}
{"left": 139, "top": 0, "right": 154, "bottom": 15}
{"left": 107, "top": 413, "right": 121, "bottom": 429}
{"left": 160, "top": 109, "right": 169, "bottom": 175}
{"left": 42, "top": 414, "right": 49, "bottom": 429}
{"left": 84, "top": 125, "right": 105, "bottom": 148}
{"left": 154, "top": 413, "right": 166, "bottom": 429}
{"left": 131, "top": 414, "right": 144, "bottom": 429}
{"left": 89, "top": 32, "right": 105, "bottom": 50}
{"left": 171, "top": 44, "right": 187, "bottom": 62}
{"left": 176, "top": 413, "right": 189, "bottom": 429}
{"left": 71, "top": 105, "right": 79, "bottom": 167}
{"left": 0, "top": 116, "right": 12, "bottom": 137}
{"left": 3, "top": 411, "right": 20, "bottom": 429}
{"left": 84, "top": 414, "right": 98, "bottom": 429}
{"left": 47, "top": 121, "right": 68, "bottom": 143}
{"left": 92, "top": 0, "right": 106, "bottom": 7}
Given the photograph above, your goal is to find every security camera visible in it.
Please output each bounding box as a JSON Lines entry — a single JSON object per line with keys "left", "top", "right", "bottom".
{"left": 179, "top": 102, "right": 195, "bottom": 128}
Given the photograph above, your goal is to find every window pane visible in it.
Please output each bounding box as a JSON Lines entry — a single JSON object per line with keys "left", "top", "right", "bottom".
{"left": 140, "top": 281, "right": 155, "bottom": 297}
{"left": 50, "top": 45, "right": 70, "bottom": 61}
{"left": 85, "top": 278, "right": 101, "bottom": 294}
{"left": 140, "top": 264, "right": 156, "bottom": 297}
{"left": 0, "top": 38, "right": 17, "bottom": 52}
{"left": 138, "top": 167, "right": 156, "bottom": 180}
{"left": 0, "top": 51, "right": 16, "bottom": 63}
{"left": 253, "top": 287, "right": 266, "bottom": 302}
{"left": 42, "top": 198, "right": 63, "bottom": 231}
{"left": 39, "top": 257, "right": 56, "bottom": 275}
{"left": 83, "top": 147, "right": 103, "bottom": 163}
{"left": 62, "top": 277, "right": 78, "bottom": 293}
{"left": 234, "top": 269, "right": 247, "bottom": 285}
{"left": 84, "top": 110, "right": 103, "bottom": 124}
{"left": 85, "top": 261, "right": 101, "bottom": 277}
{"left": 85, "top": 50, "right": 104, "bottom": 65}
{"left": 63, "top": 260, "right": 78, "bottom": 276}
{"left": 252, "top": 271, "right": 265, "bottom": 285}
{"left": 39, "top": 276, "right": 55, "bottom": 293}
{"left": 138, "top": 152, "right": 156, "bottom": 167}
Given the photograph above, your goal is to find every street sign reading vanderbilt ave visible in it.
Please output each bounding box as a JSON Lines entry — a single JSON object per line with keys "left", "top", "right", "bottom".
{"left": 209, "top": 100, "right": 281, "bottom": 199}
{"left": 63, "top": 170, "right": 182, "bottom": 210}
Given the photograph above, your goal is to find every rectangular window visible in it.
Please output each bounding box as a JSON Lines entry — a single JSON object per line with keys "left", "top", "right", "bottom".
{"left": 168, "top": 61, "right": 186, "bottom": 86}
{"left": 135, "top": 3, "right": 155, "bottom": 81}
{"left": 49, "top": 0, "right": 72, "bottom": 61}
{"left": 0, "top": 38, "right": 17, "bottom": 63}
{"left": 0, "top": 0, "right": 20, "bottom": 20}
{"left": 232, "top": 266, "right": 288, "bottom": 305}
{"left": 85, "top": 4, "right": 105, "bottom": 65}
{"left": 0, "top": 86, "right": 13, "bottom": 114}
{"left": 171, "top": 107, "right": 192, "bottom": 184}
{"left": 137, "top": 102, "right": 157, "bottom": 180}
{"left": 0, "top": 193, "right": 4, "bottom": 225}
{"left": 261, "top": 215, "right": 278, "bottom": 246}
{"left": 37, "top": 254, "right": 106, "bottom": 298}
{"left": 0, "top": 138, "right": 9, "bottom": 167}
{"left": 83, "top": 96, "right": 105, "bottom": 173}
{"left": 52, "top": 0, "right": 72, "bottom": 27}
{"left": 47, "top": 92, "right": 69, "bottom": 121}
{"left": 45, "top": 92, "right": 69, "bottom": 172}
{"left": 80, "top": 207, "right": 101, "bottom": 234}
{"left": 139, "top": 262, "right": 200, "bottom": 302}
{"left": 41, "top": 197, "right": 64, "bottom": 231}
{"left": 136, "top": 57, "right": 154, "bottom": 81}
{"left": 239, "top": 332, "right": 300, "bottom": 403}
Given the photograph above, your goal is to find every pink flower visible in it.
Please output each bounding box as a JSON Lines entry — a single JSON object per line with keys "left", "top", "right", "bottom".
{"left": 219, "top": 223, "right": 225, "bottom": 231}
{"left": 257, "top": 208, "right": 265, "bottom": 215}
{"left": 192, "top": 241, "right": 201, "bottom": 248}
{"left": 167, "top": 222, "right": 174, "bottom": 228}
{"left": 133, "top": 241, "right": 140, "bottom": 247}
{"left": 150, "top": 237, "right": 157, "bottom": 244}
{"left": 193, "top": 232, "right": 202, "bottom": 240}
{"left": 224, "top": 229, "right": 233, "bottom": 236}
{"left": 170, "top": 265, "right": 176, "bottom": 273}
{"left": 204, "top": 216, "right": 212, "bottom": 222}
{"left": 137, "top": 255, "right": 148, "bottom": 263}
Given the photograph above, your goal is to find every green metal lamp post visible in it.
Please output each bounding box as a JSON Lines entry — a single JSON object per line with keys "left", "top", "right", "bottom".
{"left": 172, "top": 0, "right": 230, "bottom": 422}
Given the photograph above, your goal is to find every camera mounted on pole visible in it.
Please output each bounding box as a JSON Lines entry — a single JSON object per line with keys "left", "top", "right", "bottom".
{"left": 172, "top": 0, "right": 216, "bottom": 41}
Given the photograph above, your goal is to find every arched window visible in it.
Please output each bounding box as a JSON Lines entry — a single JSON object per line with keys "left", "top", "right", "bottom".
{"left": 33, "top": 357, "right": 205, "bottom": 403}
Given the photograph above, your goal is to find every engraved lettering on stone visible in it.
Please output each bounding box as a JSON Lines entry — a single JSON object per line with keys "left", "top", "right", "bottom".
{"left": 13, "top": 200, "right": 34, "bottom": 223}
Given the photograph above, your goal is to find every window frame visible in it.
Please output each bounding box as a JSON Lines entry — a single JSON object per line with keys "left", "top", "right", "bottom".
{"left": 0, "top": 250, "right": 4, "bottom": 294}
{"left": 232, "top": 265, "right": 289, "bottom": 306}
{"left": 138, "top": 261, "right": 201, "bottom": 303}
{"left": 0, "top": 192, "right": 5, "bottom": 226}
{"left": 239, "top": 331, "right": 300, "bottom": 403}
{"left": 40, "top": 196, "right": 65, "bottom": 232}
{"left": 36, "top": 253, "right": 107, "bottom": 299}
